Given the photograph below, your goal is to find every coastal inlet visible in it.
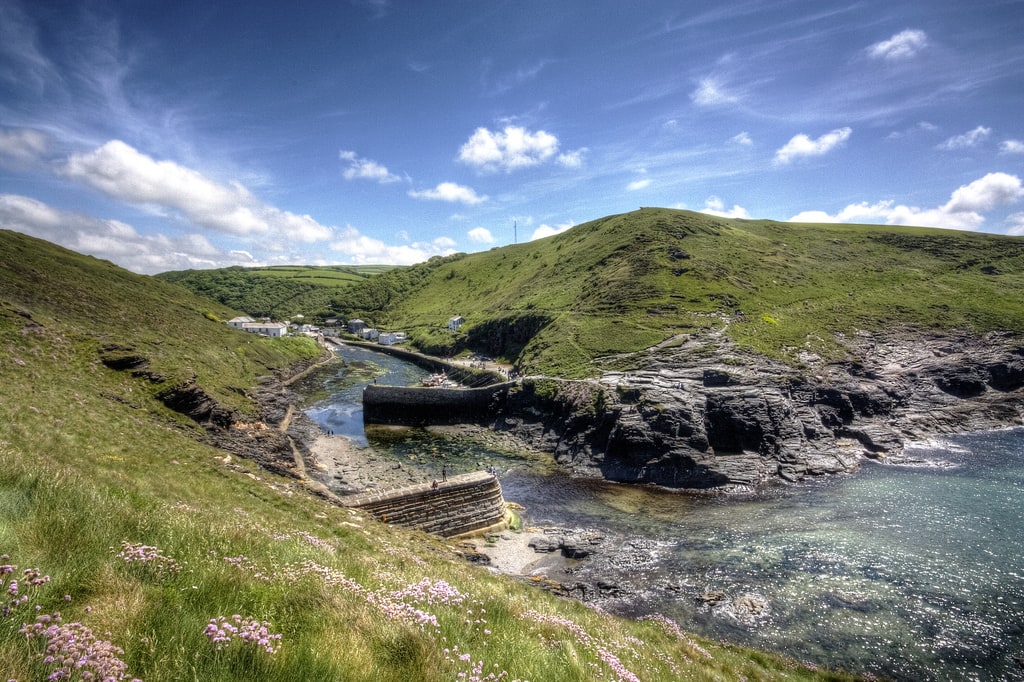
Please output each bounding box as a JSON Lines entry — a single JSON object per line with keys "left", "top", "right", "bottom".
{"left": 302, "top": 342, "right": 1024, "bottom": 682}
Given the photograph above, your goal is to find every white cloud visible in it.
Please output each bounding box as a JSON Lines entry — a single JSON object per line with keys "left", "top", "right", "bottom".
{"left": 557, "top": 148, "right": 587, "bottom": 169}
{"left": 408, "top": 182, "right": 487, "bottom": 205}
{"left": 0, "top": 127, "right": 49, "bottom": 164}
{"left": 467, "top": 227, "right": 494, "bottom": 244}
{"left": 938, "top": 126, "right": 991, "bottom": 151}
{"left": 458, "top": 125, "right": 562, "bottom": 172}
{"left": 1007, "top": 212, "right": 1024, "bottom": 236}
{"left": 329, "top": 226, "right": 455, "bottom": 265}
{"left": 730, "top": 132, "right": 753, "bottom": 146}
{"left": 0, "top": 193, "right": 246, "bottom": 274}
{"left": 691, "top": 77, "right": 737, "bottom": 106}
{"left": 789, "top": 172, "right": 1024, "bottom": 231}
{"left": 867, "top": 29, "right": 928, "bottom": 61}
{"left": 774, "top": 127, "right": 852, "bottom": 165}
{"left": 700, "top": 196, "right": 750, "bottom": 219}
{"left": 627, "top": 178, "right": 652, "bottom": 191}
{"left": 339, "top": 149, "right": 401, "bottom": 183}
{"left": 61, "top": 140, "right": 332, "bottom": 242}
{"left": 1000, "top": 140, "right": 1024, "bottom": 154}
{"left": 530, "top": 220, "right": 574, "bottom": 241}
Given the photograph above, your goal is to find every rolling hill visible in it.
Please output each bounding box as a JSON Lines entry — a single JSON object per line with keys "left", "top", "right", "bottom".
{"left": 326, "top": 208, "right": 1024, "bottom": 376}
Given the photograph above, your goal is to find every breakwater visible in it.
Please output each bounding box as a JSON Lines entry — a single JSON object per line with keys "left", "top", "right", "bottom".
{"left": 325, "top": 338, "right": 501, "bottom": 387}
{"left": 362, "top": 382, "right": 516, "bottom": 425}
{"left": 339, "top": 471, "right": 507, "bottom": 537}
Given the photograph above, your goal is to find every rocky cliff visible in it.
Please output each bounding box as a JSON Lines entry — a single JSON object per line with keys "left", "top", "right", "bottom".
{"left": 492, "top": 330, "right": 1024, "bottom": 489}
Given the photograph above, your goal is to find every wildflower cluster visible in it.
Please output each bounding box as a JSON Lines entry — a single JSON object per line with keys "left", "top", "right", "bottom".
{"left": 2, "top": 556, "right": 50, "bottom": 618}
{"left": 20, "top": 612, "right": 140, "bottom": 681}
{"left": 270, "top": 530, "right": 334, "bottom": 552}
{"left": 521, "top": 610, "right": 640, "bottom": 682}
{"left": 639, "top": 613, "right": 713, "bottom": 660}
{"left": 222, "top": 556, "right": 274, "bottom": 582}
{"left": 204, "top": 615, "right": 282, "bottom": 655}
{"left": 114, "top": 542, "right": 180, "bottom": 574}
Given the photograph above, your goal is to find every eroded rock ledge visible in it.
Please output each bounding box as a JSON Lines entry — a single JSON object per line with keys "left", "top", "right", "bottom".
{"left": 490, "top": 330, "right": 1024, "bottom": 489}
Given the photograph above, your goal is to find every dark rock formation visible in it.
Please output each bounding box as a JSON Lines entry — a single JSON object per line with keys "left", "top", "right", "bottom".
{"left": 489, "top": 330, "right": 1024, "bottom": 489}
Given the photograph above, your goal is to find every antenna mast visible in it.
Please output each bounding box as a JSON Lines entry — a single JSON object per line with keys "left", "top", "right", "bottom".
{"left": 514, "top": 219, "right": 517, "bottom": 244}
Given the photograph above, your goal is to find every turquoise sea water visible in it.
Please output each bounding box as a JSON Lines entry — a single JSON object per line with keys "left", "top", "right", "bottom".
{"left": 306, "top": 345, "right": 1024, "bottom": 681}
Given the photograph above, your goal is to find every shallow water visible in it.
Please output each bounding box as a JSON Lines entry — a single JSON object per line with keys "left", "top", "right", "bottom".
{"left": 305, "top": 344, "right": 1024, "bottom": 681}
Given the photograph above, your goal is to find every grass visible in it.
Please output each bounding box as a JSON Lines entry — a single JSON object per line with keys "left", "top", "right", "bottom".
{"left": 320, "top": 209, "right": 1024, "bottom": 376}
{"left": 0, "top": 231, "right": 867, "bottom": 679}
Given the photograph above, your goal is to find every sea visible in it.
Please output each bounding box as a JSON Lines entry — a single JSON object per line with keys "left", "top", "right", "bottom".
{"left": 304, "top": 343, "right": 1024, "bottom": 681}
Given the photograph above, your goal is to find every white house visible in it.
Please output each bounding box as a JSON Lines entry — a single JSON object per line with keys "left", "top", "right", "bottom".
{"left": 378, "top": 331, "right": 406, "bottom": 346}
{"left": 227, "top": 316, "right": 255, "bottom": 329}
{"left": 241, "top": 321, "right": 288, "bottom": 338}
{"left": 360, "top": 328, "right": 380, "bottom": 340}
{"left": 448, "top": 315, "right": 465, "bottom": 332}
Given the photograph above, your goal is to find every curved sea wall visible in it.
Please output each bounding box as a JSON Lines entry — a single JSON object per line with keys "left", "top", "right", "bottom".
{"left": 339, "top": 471, "right": 506, "bottom": 537}
{"left": 363, "top": 382, "right": 516, "bottom": 425}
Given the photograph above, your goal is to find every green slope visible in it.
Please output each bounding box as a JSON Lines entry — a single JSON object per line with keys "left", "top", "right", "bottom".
{"left": 0, "top": 229, "right": 861, "bottom": 679}
{"left": 331, "top": 209, "right": 1024, "bottom": 375}
{"left": 158, "top": 264, "right": 397, "bottom": 321}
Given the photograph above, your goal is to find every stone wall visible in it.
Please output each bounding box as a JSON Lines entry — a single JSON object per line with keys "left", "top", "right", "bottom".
{"left": 339, "top": 471, "right": 506, "bottom": 538}
{"left": 363, "top": 382, "right": 515, "bottom": 425}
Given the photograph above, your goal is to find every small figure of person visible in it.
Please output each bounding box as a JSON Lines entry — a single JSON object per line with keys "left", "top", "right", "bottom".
{"left": 442, "top": 465, "right": 447, "bottom": 482}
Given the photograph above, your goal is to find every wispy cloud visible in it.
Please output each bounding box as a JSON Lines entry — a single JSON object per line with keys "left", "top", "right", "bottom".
{"left": 408, "top": 182, "right": 487, "bottom": 204}
{"left": 790, "top": 172, "right": 1024, "bottom": 231}
{"left": 938, "top": 125, "right": 991, "bottom": 150}
{"left": 730, "top": 131, "right": 753, "bottom": 146}
{"left": 774, "top": 127, "right": 852, "bottom": 165}
{"left": 627, "top": 178, "right": 652, "bottom": 191}
{"left": 867, "top": 29, "right": 928, "bottom": 61}
{"left": 339, "top": 150, "right": 401, "bottom": 183}
{"left": 999, "top": 139, "right": 1024, "bottom": 154}
{"left": 691, "top": 77, "right": 738, "bottom": 106}
{"left": 0, "top": 127, "right": 49, "bottom": 164}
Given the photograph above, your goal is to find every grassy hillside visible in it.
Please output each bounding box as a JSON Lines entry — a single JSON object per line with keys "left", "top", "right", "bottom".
{"left": 0, "top": 229, "right": 860, "bottom": 679}
{"left": 158, "top": 264, "right": 397, "bottom": 321}
{"left": 330, "top": 209, "right": 1024, "bottom": 376}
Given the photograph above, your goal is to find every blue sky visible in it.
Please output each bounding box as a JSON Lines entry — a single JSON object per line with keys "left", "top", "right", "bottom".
{"left": 1, "top": 0, "right": 1023, "bottom": 274}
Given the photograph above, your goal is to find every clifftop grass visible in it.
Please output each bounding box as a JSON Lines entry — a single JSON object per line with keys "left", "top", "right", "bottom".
{"left": 0, "top": 230, "right": 862, "bottom": 678}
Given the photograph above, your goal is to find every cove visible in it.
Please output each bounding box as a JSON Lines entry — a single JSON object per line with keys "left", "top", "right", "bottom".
{"left": 304, "top": 343, "right": 1024, "bottom": 681}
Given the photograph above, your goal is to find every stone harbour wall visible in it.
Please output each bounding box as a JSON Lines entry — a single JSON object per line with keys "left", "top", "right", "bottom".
{"left": 362, "top": 383, "right": 515, "bottom": 425}
{"left": 339, "top": 471, "right": 506, "bottom": 538}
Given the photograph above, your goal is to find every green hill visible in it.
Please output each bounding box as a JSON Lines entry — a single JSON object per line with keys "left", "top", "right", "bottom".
{"left": 328, "top": 208, "right": 1024, "bottom": 376}
{"left": 0, "top": 228, "right": 858, "bottom": 679}
{"left": 157, "top": 264, "right": 397, "bottom": 321}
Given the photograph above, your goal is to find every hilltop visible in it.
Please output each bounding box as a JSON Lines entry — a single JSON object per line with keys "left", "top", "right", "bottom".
{"left": 0, "top": 228, "right": 857, "bottom": 679}
{"left": 324, "top": 208, "right": 1024, "bottom": 376}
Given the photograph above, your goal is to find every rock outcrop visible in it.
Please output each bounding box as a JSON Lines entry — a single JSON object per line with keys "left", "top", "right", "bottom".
{"left": 491, "top": 330, "right": 1024, "bottom": 489}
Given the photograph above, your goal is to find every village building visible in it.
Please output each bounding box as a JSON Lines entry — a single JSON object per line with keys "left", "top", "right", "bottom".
{"left": 448, "top": 315, "right": 465, "bottom": 332}
{"left": 348, "top": 319, "right": 367, "bottom": 334}
{"left": 378, "top": 331, "right": 407, "bottom": 346}
{"left": 227, "top": 316, "right": 255, "bottom": 329}
{"left": 240, "top": 321, "right": 288, "bottom": 338}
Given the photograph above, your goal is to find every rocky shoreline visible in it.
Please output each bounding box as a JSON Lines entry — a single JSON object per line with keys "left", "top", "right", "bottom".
{"left": 486, "top": 329, "right": 1024, "bottom": 490}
